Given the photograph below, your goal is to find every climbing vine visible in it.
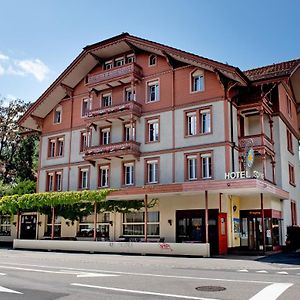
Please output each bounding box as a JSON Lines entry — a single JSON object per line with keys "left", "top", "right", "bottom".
{"left": 0, "top": 190, "right": 158, "bottom": 221}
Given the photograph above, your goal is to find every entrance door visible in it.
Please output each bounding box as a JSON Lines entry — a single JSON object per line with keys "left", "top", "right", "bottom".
{"left": 218, "top": 213, "right": 228, "bottom": 255}
{"left": 248, "top": 217, "right": 263, "bottom": 251}
{"left": 20, "top": 215, "right": 37, "bottom": 239}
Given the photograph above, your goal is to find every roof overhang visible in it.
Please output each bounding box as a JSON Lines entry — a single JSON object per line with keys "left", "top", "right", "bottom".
{"left": 19, "top": 33, "right": 248, "bottom": 131}
{"left": 106, "top": 179, "right": 289, "bottom": 201}
{"left": 290, "top": 62, "right": 300, "bottom": 104}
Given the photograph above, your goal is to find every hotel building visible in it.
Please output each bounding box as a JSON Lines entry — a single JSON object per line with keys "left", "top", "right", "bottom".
{"left": 3, "top": 33, "right": 300, "bottom": 255}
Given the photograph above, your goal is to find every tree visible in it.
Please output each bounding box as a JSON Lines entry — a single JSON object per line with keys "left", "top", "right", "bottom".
{"left": 0, "top": 97, "right": 38, "bottom": 183}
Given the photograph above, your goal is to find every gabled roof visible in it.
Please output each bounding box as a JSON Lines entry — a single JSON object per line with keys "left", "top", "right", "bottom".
{"left": 19, "top": 33, "right": 249, "bottom": 131}
{"left": 244, "top": 58, "right": 300, "bottom": 82}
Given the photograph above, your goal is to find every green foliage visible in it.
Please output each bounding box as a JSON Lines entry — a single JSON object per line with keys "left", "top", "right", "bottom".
{"left": 8, "top": 180, "right": 36, "bottom": 196}
{"left": 0, "top": 189, "right": 158, "bottom": 220}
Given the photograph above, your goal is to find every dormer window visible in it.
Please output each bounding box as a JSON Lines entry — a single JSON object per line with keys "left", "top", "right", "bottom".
{"left": 104, "top": 61, "right": 112, "bottom": 70}
{"left": 149, "top": 54, "right": 157, "bottom": 66}
{"left": 54, "top": 106, "right": 62, "bottom": 124}
{"left": 115, "top": 57, "right": 125, "bottom": 67}
{"left": 191, "top": 70, "right": 204, "bottom": 92}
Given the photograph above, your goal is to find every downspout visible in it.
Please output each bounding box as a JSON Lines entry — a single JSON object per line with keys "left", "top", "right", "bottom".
{"left": 67, "top": 95, "right": 74, "bottom": 191}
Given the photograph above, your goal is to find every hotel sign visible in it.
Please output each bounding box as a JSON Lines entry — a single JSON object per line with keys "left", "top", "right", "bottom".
{"left": 224, "top": 145, "right": 264, "bottom": 180}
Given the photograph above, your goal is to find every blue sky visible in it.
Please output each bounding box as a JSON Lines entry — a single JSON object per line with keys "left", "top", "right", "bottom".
{"left": 0, "top": 0, "right": 299, "bottom": 103}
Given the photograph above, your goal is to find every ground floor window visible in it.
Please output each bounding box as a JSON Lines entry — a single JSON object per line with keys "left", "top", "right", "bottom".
{"left": 0, "top": 215, "right": 11, "bottom": 236}
{"left": 45, "top": 215, "right": 62, "bottom": 237}
{"left": 122, "top": 211, "right": 160, "bottom": 237}
{"left": 77, "top": 213, "right": 110, "bottom": 240}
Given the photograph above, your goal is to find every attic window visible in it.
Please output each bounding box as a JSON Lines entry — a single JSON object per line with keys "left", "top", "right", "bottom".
{"left": 191, "top": 70, "right": 204, "bottom": 92}
{"left": 54, "top": 106, "right": 62, "bottom": 124}
{"left": 149, "top": 55, "right": 157, "bottom": 66}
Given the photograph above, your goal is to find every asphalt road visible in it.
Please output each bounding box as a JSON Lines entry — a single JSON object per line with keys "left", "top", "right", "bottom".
{"left": 0, "top": 248, "right": 299, "bottom": 300}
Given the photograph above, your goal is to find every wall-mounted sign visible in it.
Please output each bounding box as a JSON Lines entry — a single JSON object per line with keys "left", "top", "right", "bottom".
{"left": 246, "top": 148, "right": 254, "bottom": 168}
{"left": 224, "top": 170, "right": 264, "bottom": 180}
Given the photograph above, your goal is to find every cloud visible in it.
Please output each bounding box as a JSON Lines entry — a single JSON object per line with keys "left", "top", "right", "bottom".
{"left": 15, "top": 58, "right": 49, "bottom": 82}
{"left": 0, "top": 51, "right": 50, "bottom": 82}
{"left": 0, "top": 53, "right": 9, "bottom": 60}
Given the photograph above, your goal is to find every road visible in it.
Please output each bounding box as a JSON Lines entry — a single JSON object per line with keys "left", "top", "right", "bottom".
{"left": 0, "top": 248, "right": 299, "bottom": 299}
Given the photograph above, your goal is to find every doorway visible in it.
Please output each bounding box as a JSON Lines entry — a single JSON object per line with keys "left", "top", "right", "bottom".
{"left": 176, "top": 209, "right": 219, "bottom": 255}
{"left": 20, "top": 214, "right": 37, "bottom": 239}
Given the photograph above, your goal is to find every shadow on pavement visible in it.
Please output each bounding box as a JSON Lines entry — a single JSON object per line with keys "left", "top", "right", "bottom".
{"left": 256, "top": 251, "right": 300, "bottom": 265}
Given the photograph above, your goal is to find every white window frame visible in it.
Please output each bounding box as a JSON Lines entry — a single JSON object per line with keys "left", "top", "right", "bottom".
{"left": 82, "top": 98, "right": 92, "bottom": 117}
{"left": 192, "top": 70, "right": 204, "bottom": 92}
{"left": 201, "top": 153, "right": 212, "bottom": 179}
{"left": 126, "top": 54, "right": 135, "bottom": 64}
{"left": 124, "top": 163, "right": 134, "bottom": 186}
{"left": 147, "top": 81, "right": 159, "bottom": 103}
{"left": 80, "top": 169, "right": 89, "bottom": 189}
{"left": 149, "top": 54, "right": 157, "bottom": 66}
{"left": 56, "top": 172, "right": 62, "bottom": 191}
{"left": 57, "top": 137, "right": 64, "bottom": 157}
{"left": 147, "top": 160, "right": 158, "bottom": 184}
{"left": 102, "top": 93, "right": 112, "bottom": 107}
{"left": 187, "top": 155, "right": 197, "bottom": 180}
{"left": 104, "top": 60, "right": 112, "bottom": 70}
{"left": 187, "top": 112, "right": 197, "bottom": 136}
{"left": 124, "top": 123, "right": 135, "bottom": 141}
{"left": 148, "top": 119, "right": 159, "bottom": 142}
{"left": 48, "top": 172, "right": 54, "bottom": 191}
{"left": 99, "top": 166, "right": 109, "bottom": 188}
{"left": 101, "top": 128, "right": 111, "bottom": 145}
{"left": 200, "top": 109, "right": 211, "bottom": 134}
{"left": 54, "top": 106, "right": 62, "bottom": 124}
{"left": 115, "top": 57, "right": 125, "bottom": 67}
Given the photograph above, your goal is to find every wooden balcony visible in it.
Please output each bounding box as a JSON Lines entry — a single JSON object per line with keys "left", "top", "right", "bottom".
{"left": 239, "top": 134, "right": 274, "bottom": 152}
{"left": 87, "top": 63, "right": 143, "bottom": 88}
{"left": 86, "top": 101, "right": 142, "bottom": 123}
{"left": 83, "top": 141, "right": 140, "bottom": 161}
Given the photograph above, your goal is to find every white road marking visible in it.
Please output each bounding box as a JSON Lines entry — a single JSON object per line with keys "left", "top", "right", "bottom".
{"left": 0, "top": 286, "right": 23, "bottom": 294}
{"left": 71, "top": 283, "right": 219, "bottom": 300}
{"left": 0, "top": 262, "right": 276, "bottom": 284}
{"left": 256, "top": 270, "right": 268, "bottom": 273}
{"left": 276, "top": 271, "right": 288, "bottom": 275}
{"left": 0, "top": 265, "right": 118, "bottom": 278}
{"left": 0, "top": 273, "right": 6, "bottom": 276}
{"left": 238, "top": 269, "right": 249, "bottom": 272}
{"left": 249, "top": 283, "right": 293, "bottom": 300}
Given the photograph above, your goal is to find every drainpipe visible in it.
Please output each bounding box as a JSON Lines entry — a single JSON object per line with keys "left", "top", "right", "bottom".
{"left": 230, "top": 100, "right": 235, "bottom": 172}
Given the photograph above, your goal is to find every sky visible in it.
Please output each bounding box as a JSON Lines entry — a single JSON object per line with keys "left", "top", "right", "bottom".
{"left": 0, "top": 0, "right": 299, "bottom": 104}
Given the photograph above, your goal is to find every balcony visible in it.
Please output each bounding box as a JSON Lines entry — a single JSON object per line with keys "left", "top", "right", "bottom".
{"left": 87, "top": 63, "right": 143, "bottom": 89}
{"left": 86, "top": 101, "right": 142, "bottom": 124}
{"left": 239, "top": 134, "right": 274, "bottom": 152}
{"left": 83, "top": 141, "right": 140, "bottom": 161}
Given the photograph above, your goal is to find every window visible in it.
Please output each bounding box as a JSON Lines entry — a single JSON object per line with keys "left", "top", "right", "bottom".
{"left": 0, "top": 215, "right": 11, "bottom": 236}
{"left": 57, "top": 137, "right": 64, "bottom": 157}
{"left": 200, "top": 109, "right": 211, "bottom": 134}
{"left": 287, "top": 94, "right": 292, "bottom": 118}
{"left": 48, "top": 136, "right": 64, "bottom": 158}
{"left": 82, "top": 98, "right": 92, "bottom": 117}
{"left": 124, "top": 123, "right": 135, "bottom": 141}
{"left": 146, "top": 118, "right": 159, "bottom": 143}
{"left": 187, "top": 155, "right": 197, "bottom": 180}
{"left": 126, "top": 55, "right": 135, "bottom": 64}
{"left": 79, "top": 168, "right": 89, "bottom": 190}
{"left": 104, "top": 61, "right": 112, "bottom": 70}
{"left": 146, "top": 159, "right": 159, "bottom": 184}
{"left": 147, "top": 81, "right": 159, "bottom": 102}
{"left": 187, "top": 112, "right": 197, "bottom": 136}
{"left": 100, "top": 127, "right": 111, "bottom": 145}
{"left": 46, "top": 170, "right": 63, "bottom": 192}
{"left": 149, "top": 54, "right": 157, "bottom": 66}
{"left": 201, "top": 153, "right": 212, "bottom": 179}
{"left": 185, "top": 107, "right": 212, "bottom": 137}
{"left": 124, "top": 162, "right": 134, "bottom": 186}
{"left": 123, "top": 211, "right": 160, "bottom": 237}
{"left": 45, "top": 215, "right": 61, "bottom": 237}
{"left": 115, "top": 57, "right": 125, "bottom": 67}
{"left": 125, "top": 87, "right": 135, "bottom": 102}
{"left": 80, "top": 130, "right": 91, "bottom": 152}
{"left": 289, "top": 163, "right": 295, "bottom": 186}
{"left": 98, "top": 165, "right": 109, "bottom": 188}
{"left": 102, "top": 93, "right": 112, "bottom": 107}
{"left": 49, "top": 139, "right": 56, "bottom": 158}
{"left": 77, "top": 213, "right": 110, "bottom": 239}
{"left": 54, "top": 106, "right": 62, "bottom": 124}
{"left": 191, "top": 70, "right": 204, "bottom": 92}
{"left": 291, "top": 201, "right": 297, "bottom": 225}
{"left": 287, "top": 129, "right": 294, "bottom": 154}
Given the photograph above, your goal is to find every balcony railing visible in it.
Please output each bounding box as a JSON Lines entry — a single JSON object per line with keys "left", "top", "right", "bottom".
{"left": 87, "top": 63, "right": 143, "bottom": 86}
{"left": 86, "top": 101, "right": 142, "bottom": 121}
{"left": 83, "top": 141, "right": 140, "bottom": 160}
{"left": 239, "top": 134, "right": 274, "bottom": 152}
